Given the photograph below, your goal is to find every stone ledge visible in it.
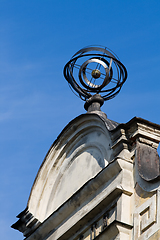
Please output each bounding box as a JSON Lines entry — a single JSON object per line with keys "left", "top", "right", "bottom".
{"left": 25, "top": 159, "right": 133, "bottom": 240}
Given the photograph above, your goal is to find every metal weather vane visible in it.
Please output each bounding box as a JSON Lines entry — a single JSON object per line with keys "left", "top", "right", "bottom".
{"left": 64, "top": 45, "right": 127, "bottom": 109}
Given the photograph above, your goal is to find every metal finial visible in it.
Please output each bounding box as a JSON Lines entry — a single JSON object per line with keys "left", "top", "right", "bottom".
{"left": 63, "top": 45, "right": 127, "bottom": 108}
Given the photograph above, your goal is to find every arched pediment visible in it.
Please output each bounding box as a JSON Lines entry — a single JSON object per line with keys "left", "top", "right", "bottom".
{"left": 27, "top": 114, "right": 113, "bottom": 222}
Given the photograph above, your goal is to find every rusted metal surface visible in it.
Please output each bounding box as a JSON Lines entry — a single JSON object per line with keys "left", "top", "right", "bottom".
{"left": 137, "top": 142, "right": 160, "bottom": 181}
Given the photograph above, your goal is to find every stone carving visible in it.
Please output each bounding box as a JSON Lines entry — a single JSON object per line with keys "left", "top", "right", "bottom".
{"left": 137, "top": 142, "right": 160, "bottom": 181}
{"left": 134, "top": 190, "right": 160, "bottom": 239}
{"left": 75, "top": 194, "right": 132, "bottom": 240}
{"left": 140, "top": 197, "right": 156, "bottom": 233}
{"left": 11, "top": 208, "right": 41, "bottom": 238}
{"left": 77, "top": 208, "right": 116, "bottom": 240}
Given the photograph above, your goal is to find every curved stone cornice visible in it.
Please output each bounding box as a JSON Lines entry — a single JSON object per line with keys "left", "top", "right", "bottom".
{"left": 27, "top": 114, "right": 114, "bottom": 222}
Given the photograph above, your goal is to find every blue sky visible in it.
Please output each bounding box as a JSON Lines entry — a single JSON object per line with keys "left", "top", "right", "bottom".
{"left": 0, "top": 1, "right": 160, "bottom": 239}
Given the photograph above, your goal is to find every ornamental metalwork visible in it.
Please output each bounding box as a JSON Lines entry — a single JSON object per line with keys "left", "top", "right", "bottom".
{"left": 63, "top": 45, "right": 127, "bottom": 101}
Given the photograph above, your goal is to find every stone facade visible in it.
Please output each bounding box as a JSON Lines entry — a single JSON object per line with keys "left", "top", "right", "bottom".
{"left": 12, "top": 112, "right": 160, "bottom": 240}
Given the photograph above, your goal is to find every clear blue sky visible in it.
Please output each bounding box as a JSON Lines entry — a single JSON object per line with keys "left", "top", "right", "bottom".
{"left": 0, "top": 1, "right": 160, "bottom": 239}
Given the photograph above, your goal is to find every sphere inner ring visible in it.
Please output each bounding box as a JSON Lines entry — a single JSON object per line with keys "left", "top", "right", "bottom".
{"left": 79, "top": 58, "right": 110, "bottom": 89}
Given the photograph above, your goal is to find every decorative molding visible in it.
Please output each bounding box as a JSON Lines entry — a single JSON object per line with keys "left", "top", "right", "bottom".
{"left": 25, "top": 159, "right": 133, "bottom": 240}
{"left": 136, "top": 142, "right": 160, "bottom": 181}
{"left": 11, "top": 208, "right": 41, "bottom": 238}
{"left": 134, "top": 189, "right": 160, "bottom": 239}
{"left": 75, "top": 193, "right": 132, "bottom": 240}
{"left": 27, "top": 114, "right": 114, "bottom": 222}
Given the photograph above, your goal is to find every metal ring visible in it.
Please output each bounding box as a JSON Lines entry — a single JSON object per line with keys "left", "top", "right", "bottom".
{"left": 63, "top": 46, "right": 127, "bottom": 101}
{"left": 78, "top": 58, "right": 112, "bottom": 91}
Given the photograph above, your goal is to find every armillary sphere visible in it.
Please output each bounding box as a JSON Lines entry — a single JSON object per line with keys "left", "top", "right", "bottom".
{"left": 63, "top": 45, "right": 127, "bottom": 101}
